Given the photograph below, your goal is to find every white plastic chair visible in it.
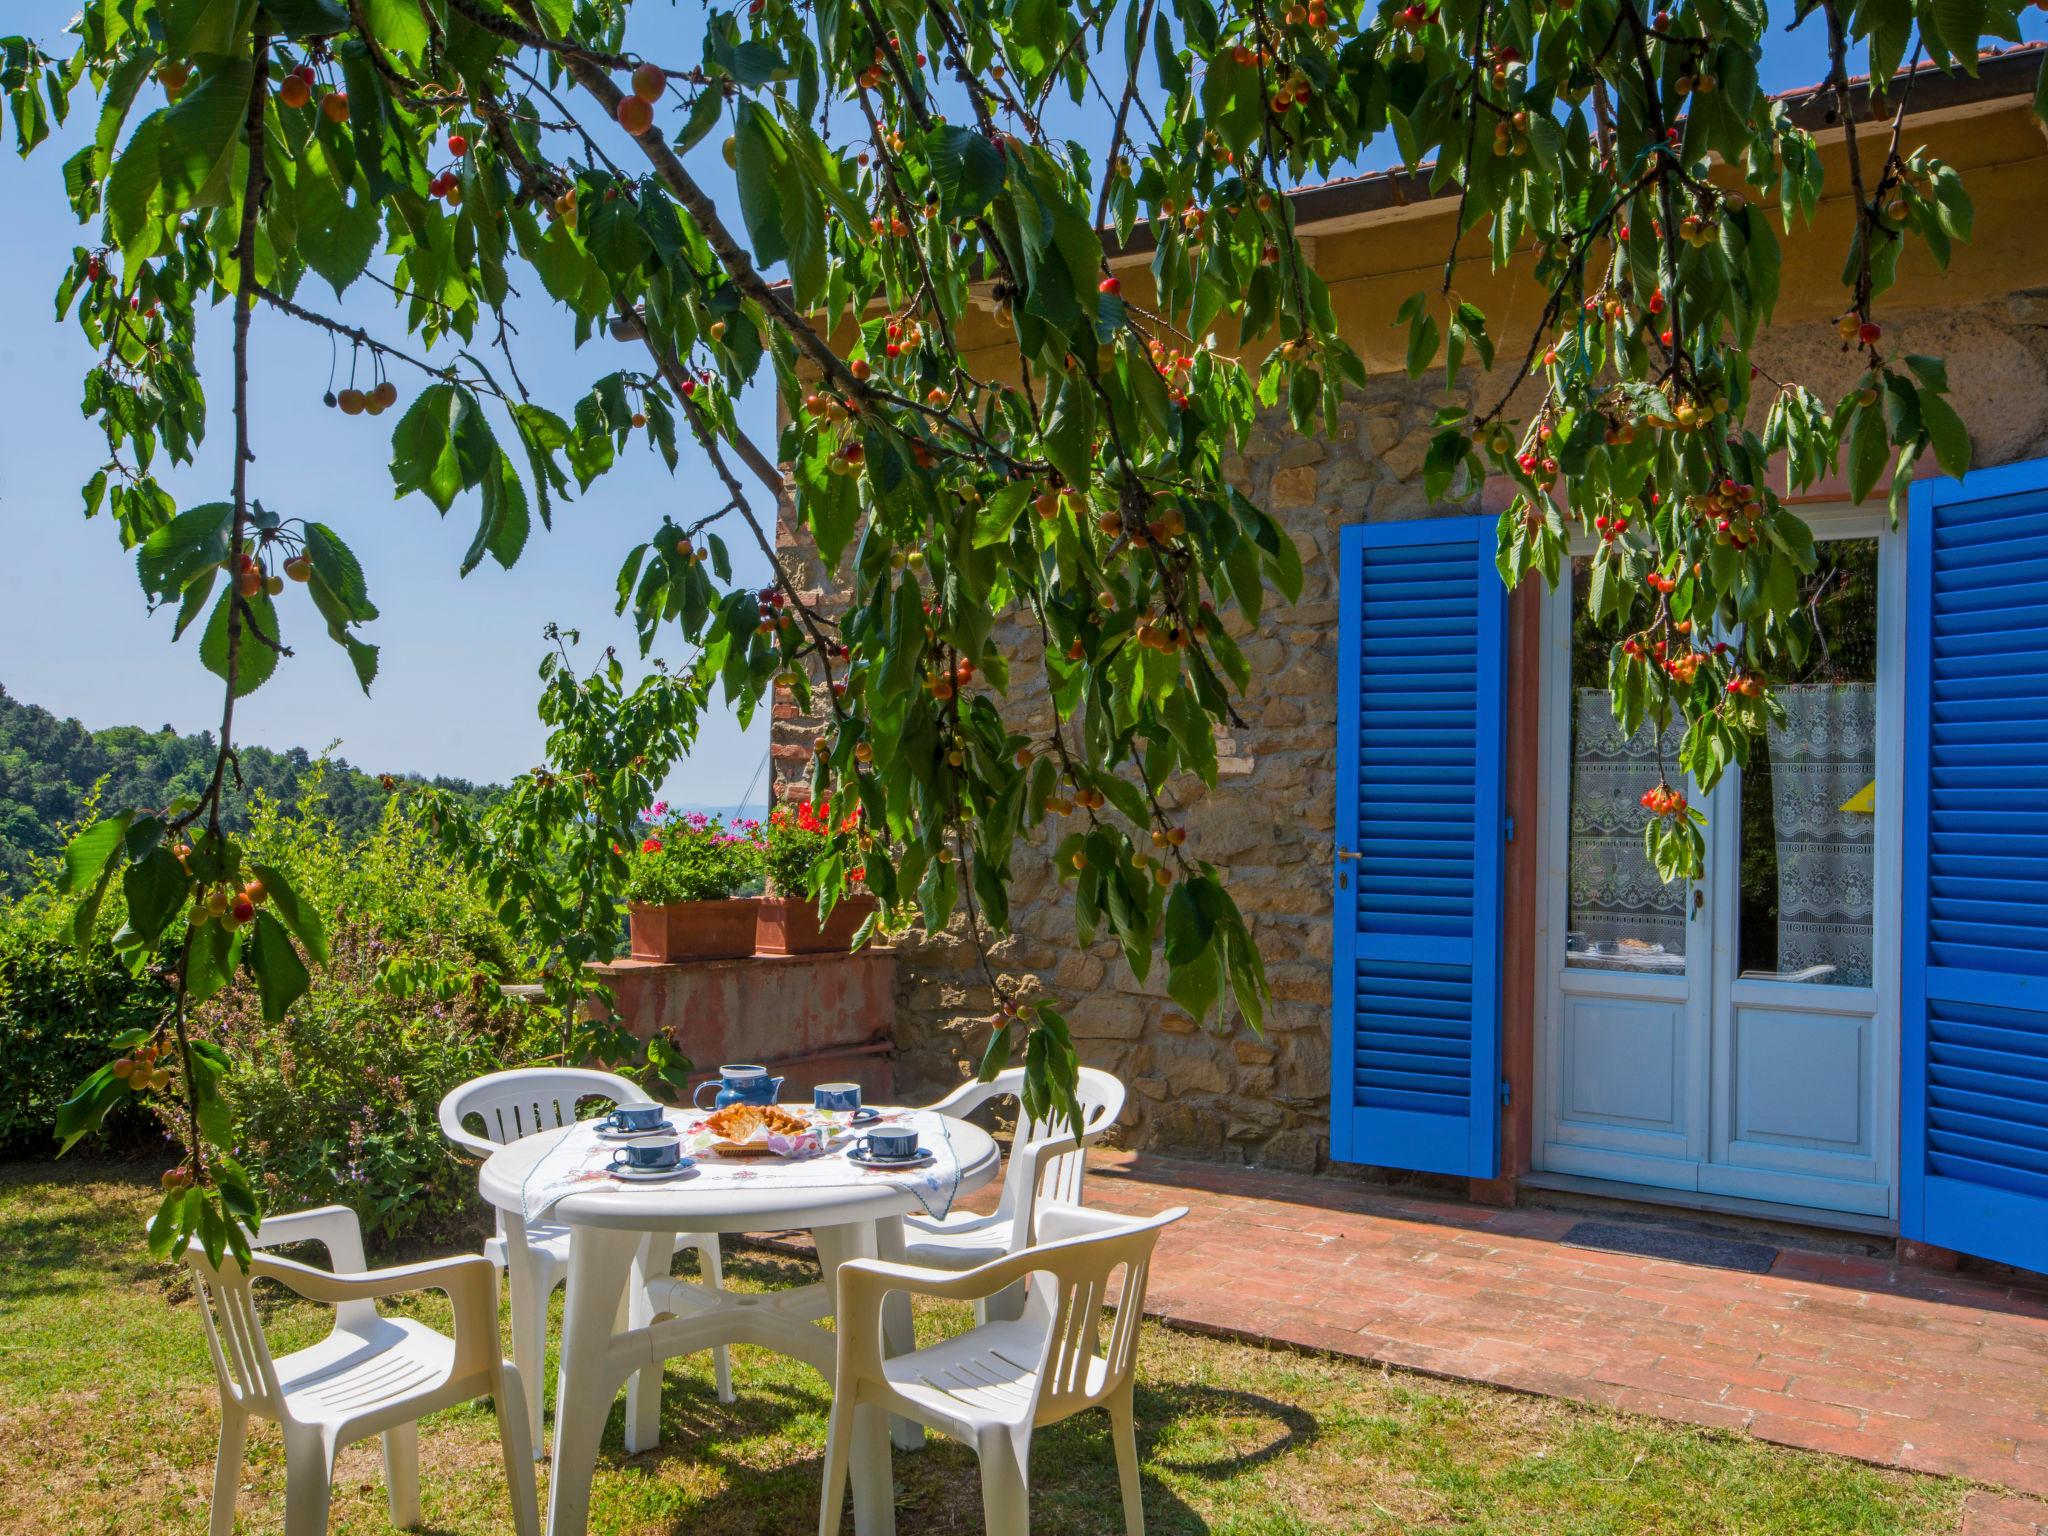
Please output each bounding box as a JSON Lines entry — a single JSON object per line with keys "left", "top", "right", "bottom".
{"left": 908, "top": 1066, "right": 1127, "bottom": 1284}
{"left": 436, "top": 1066, "right": 733, "bottom": 1454}
{"left": 185, "top": 1203, "right": 538, "bottom": 1536}
{"left": 820, "top": 1201, "right": 1187, "bottom": 1536}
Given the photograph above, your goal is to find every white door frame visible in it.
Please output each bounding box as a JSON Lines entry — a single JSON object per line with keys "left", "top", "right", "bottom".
{"left": 1530, "top": 502, "right": 1905, "bottom": 1219}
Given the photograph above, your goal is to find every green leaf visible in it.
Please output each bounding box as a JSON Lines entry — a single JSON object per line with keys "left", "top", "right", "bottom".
{"left": 390, "top": 383, "right": 462, "bottom": 511}
{"left": 199, "top": 585, "right": 280, "bottom": 696}
{"left": 160, "top": 0, "right": 257, "bottom": 59}
{"left": 137, "top": 501, "right": 232, "bottom": 604}
{"left": 55, "top": 1063, "right": 127, "bottom": 1155}
{"left": 186, "top": 919, "right": 242, "bottom": 1004}
{"left": 362, "top": 0, "right": 430, "bottom": 59}
{"left": 121, "top": 846, "right": 190, "bottom": 948}
{"left": 1163, "top": 878, "right": 1216, "bottom": 965}
{"left": 104, "top": 108, "right": 165, "bottom": 257}
{"left": 732, "top": 103, "right": 788, "bottom": 268}
{"left": 973, "top": 482, "right": 1032, "bottom": 547}
{"left": 252, "top": 861, "right": 328, "bottom": 963}
{"left": 261, "top": 0, "right": 351, "bottom": 35}
{"left": 293, "top": 151, "right": 378, "bottom": 296}
{"left": 303, "top": 522, "right": 376, "bottom": 619}
{"left": 157, "top": 57, "right": 254, "bottom": 213}
{"left": 1920, "top": 389, "right": 1972, "bottom": 479}
{"left": 248, "top": 909, "right": 311, "bottom": 1022}
{"left": 59, "top": 817, "right": 129, "bottom": 897}
{"left": 925, "top": 124, "right": 1004, "bottom": 214}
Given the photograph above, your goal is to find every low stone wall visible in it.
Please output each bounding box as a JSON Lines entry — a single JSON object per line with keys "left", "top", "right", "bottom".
{"left": 770, "top": 293, "right": 2048, "bottom": 1172}
{"left": 600, "top": 949, "right": 897, "bottom": 1104}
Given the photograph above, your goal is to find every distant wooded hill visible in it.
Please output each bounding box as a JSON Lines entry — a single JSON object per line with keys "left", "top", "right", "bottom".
{"left": 0, "top": 684, "right": 500, "bottom": 895}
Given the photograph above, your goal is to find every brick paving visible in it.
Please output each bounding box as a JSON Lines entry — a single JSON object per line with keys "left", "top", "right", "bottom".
{"left": 1056, "top": 1151, "right": 2048, "bottom": 1511}
{"left": 753, "top": 1146, "right": 2048, "bottom": 1523}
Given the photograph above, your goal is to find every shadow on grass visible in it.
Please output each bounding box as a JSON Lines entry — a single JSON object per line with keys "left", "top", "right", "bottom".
{"left": 0, "top": 1156, "right": 169, "bottom": 1299}
{"left": 562, "top": 1254, "right": 1317, "bottom": 1536}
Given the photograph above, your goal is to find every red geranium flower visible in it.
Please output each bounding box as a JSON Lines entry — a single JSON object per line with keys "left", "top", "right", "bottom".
{"left": 641, "top": 837, "right": 663, "bottom": 853}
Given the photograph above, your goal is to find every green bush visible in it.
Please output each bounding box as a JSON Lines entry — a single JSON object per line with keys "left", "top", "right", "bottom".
{"left": 0, "top": 892, "right": 173, "bottom": 1156}
{"left": 624, "top": 812, "right": 763, "bottom": 904}
{"left": 193, "top": 779, "right": 553, "bottom": 1243}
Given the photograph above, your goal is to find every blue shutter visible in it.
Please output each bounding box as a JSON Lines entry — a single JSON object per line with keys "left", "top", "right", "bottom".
{"left": 1329, "top": 516, "right": 1507, "bottom": 1178}
{"left": 1903, "top": 462, "right": 2048, "bottom": 1273}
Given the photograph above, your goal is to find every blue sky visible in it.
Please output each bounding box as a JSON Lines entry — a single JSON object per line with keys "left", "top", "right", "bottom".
{"left": 0, "top": 4, "right": 2029, "bottom": 808}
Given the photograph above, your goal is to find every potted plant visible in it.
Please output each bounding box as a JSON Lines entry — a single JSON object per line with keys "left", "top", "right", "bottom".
{"left": 756, "top": 797, "right": 878, "bottom": 955}
{"left": 624, "top": 811, "right": 765, "bottom": 961}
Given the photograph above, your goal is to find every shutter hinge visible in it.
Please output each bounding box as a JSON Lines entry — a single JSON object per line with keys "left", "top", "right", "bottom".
{"left": 1500, "top": 1078, "right": 1513, "bottom": 1107}
{"left": 1504, "top": 814, "right": 1516, "bottom": 843}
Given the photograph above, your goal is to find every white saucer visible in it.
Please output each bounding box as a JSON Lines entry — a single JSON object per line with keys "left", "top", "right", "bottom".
{"left": 607, "top": 1159, "right": 697, "bottom": 1182}
{"left": 847, "top": 1146, "right": 934, "bottom": 1170}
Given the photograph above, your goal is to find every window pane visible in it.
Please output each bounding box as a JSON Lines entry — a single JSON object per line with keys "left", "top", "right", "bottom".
{"left": 1738, "top": 538, "right": 1879, "bottom": 987}
{"left": 1566, "top": 558, "right": 1688, "bottom": 974}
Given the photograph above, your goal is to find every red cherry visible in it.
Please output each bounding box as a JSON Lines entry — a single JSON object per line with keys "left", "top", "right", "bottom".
{"left": 1859, "top": 321, "right": 1882, "bottom": 345}
{"left": 448, "top": 132, "right": 469, "bottom": 155}
{"left": 1098, "top": 276, "right": 1121, "bottom": 295}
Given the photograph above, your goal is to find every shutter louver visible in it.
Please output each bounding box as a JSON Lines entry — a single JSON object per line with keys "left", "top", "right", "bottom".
{"left": 1331, "top": 517, "right": 1507, "bottom": 1178}
{"left": 1904, "top": 469, "right": 2048, "bottom": 1273}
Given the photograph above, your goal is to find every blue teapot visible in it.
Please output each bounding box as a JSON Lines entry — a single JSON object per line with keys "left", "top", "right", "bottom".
{"left": 694, "top": 1063, "right": 785, "bottom": 1111}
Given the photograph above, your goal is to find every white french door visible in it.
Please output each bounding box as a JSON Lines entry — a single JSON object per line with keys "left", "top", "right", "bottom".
{"left": 1533, "top": 508, "right": 1904, "bottom": 1219}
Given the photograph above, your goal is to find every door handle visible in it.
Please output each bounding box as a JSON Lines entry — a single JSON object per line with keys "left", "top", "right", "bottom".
{"left": 1336, "top": 849, "right": 1361, "bottom": 861}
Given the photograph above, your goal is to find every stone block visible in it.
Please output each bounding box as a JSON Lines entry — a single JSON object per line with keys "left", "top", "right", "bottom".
{"left": 1163, "top": 1053, "right": 1232, "bottom": 1096}
{"left": 1270, "top": 464, "right": 1320, "bottom": 508}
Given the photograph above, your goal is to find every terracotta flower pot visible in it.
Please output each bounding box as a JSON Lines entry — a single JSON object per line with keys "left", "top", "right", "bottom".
{"left": 755, "top": 893, "right": 879, "bottom": 956}
{"left": 628, "top": 898, "right": 760, "bottom": 962}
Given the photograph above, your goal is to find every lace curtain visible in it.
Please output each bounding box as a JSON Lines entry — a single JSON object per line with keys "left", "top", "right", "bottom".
{"left": 1567, "top": 690, "right": 1687, "bottom": 971}
{"left": 1765, "top": 683, "right": 1877, "bottom": 986}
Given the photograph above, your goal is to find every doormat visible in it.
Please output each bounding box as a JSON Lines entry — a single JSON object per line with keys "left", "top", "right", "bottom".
{"left": 1562, "top": 1220, "right": 1779, "bottom": 1274}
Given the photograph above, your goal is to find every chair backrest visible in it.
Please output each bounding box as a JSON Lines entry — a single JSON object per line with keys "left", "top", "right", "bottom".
{"left": 437, "top": 1067, "right": 648, "bottom": 1159}
{"left": 181, "top": 1204, "right": 373, "bottom": 1418}
{"left": 1010, "top": 1066, "right": 1126, "bottom": 1214}
{"left": 934, "top": 1066, "right": 1126, "bottom": 1225}
{"left": 1019, "top": 1203, "right": 1184, "bottom": 1425}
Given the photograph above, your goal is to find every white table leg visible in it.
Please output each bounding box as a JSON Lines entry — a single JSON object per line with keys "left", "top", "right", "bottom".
{"left": 500, "top": 1211, "right": 549, "bottom": 1460}
{"left": 547, "top": 1224, "right": 641, "bottom": 1536}
{"left": 624, "top": 1233, "right": 663, "bottom": 1455}
{"left": 814, "top": 1222, "right": 896, "bottom": 1536}
{"left": 873, "top": 1217, "right": 924, "bottom": 1453}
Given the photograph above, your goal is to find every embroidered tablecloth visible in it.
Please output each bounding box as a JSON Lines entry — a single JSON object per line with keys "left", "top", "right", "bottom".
{"left": 516, "top": 1105, "right": 964, "bottom": 1225}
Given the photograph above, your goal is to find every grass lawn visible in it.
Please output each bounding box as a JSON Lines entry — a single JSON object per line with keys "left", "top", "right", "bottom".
{"left": 0, "top": 1160, "right": 1974, "bottom": 1536}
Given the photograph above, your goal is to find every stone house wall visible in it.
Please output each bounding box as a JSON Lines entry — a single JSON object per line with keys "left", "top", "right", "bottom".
{"left": 770, "top": 291, "right": 2048, "bottom": 1174}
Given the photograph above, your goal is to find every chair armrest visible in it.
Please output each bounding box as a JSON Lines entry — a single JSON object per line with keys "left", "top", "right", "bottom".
{"left": 256, "top": 1250, "right": 503, "bottom": 1374}
{"left": 253, "top": 1249, "right": 498, "bottom": 1306}
{"left": 1034, "top": 1200, "right": 1167, "bottom": 1245}
{"left": 247, "top": 1205, "right": 368, "bottom": 1274}
{"left": 437, "top": 1092, "right": 504, "bottom": 1162}
{"left": 831, "top": 1250, "right": 1049, "bottom": 1383}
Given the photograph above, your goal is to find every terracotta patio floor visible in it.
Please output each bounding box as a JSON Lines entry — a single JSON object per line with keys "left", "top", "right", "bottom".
{"left": 1066, "top": 1150, "right": 2048, "bottom": 1524}
{"left": 755, "top": 1146, "right": 2048, "bottom": 1530}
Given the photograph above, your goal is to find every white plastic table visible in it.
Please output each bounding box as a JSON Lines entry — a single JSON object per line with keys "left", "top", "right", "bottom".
{"left": 479, "top": 1110, "right": 1001, "bottom": 1536}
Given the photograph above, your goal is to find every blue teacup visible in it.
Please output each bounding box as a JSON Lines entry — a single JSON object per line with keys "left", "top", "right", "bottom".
{"left": 814, "top": 1082, "right": 862, "bottom": 1115}
{"left": 604, "top": 1103, "right": 666, "bottom": 1134}
{"left": 859, "top": 1126, "right": 920, "bottom": 1162}
{"left": 611, "top": 1138, "right": 683, "bottom": 1172}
